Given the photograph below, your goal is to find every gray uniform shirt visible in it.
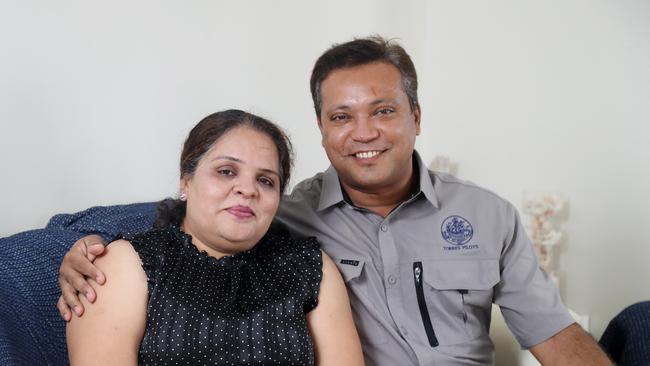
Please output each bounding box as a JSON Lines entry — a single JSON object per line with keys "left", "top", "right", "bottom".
{"left": 276, "top": 151, "right": 574, "bottom": 365}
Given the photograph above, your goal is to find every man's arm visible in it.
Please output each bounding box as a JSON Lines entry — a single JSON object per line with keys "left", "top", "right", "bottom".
{"left": 57, "top": 235, "right": 107, "bottom": 321}
{"left": 529, "top": 323, "right": 612, "bottom": 365}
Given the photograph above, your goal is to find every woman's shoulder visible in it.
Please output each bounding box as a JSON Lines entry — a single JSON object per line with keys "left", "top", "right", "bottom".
{"left": 115, "top": 226, "right": 187, "bottom": 281}
{"left": 98, "top": 239, "right": 144, "bottom": 274}
{"left": 261, "top": 222, "right": 320, "bottom": 253}
{"left": 256, "top": 225, "right": 323, "bottom": 277}
{"left": 122, "top": 226, "right": 184, "bottom": 255}
{"left": 127, "top": 226, "right": 179, "bottom": 244}
{"left": 255, "top": 227, "right": 321, "bottom": 268}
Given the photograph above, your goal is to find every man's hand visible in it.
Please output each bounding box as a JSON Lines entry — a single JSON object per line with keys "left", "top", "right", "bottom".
{"left": 57, "top": 235, "right": 107, "bottom": 321}
{"left": 529, "top": 323, "right": 612, "bottom": 365}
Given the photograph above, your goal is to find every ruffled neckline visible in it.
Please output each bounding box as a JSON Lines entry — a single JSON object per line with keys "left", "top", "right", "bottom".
{"left": 168, "top": 225, "right": 274, "bottom": 267}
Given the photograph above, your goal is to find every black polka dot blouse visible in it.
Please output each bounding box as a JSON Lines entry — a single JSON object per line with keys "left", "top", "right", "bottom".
{"left": 117, "top": 224, "right": 322, "bottom": 365}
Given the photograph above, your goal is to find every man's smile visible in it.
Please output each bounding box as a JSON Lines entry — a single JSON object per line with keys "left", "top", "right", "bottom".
{"left": 354, "top": 150, "right": 382, "bottom": 159}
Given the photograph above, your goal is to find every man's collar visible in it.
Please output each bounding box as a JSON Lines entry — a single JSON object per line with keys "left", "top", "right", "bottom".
{"left": 317, "top": 164, "right": 345, "bottom": 211}
{"left": 317, "top": 150, "right": 439, "bottom": 211}
{"left": 414, "top": 150, "right": 440, "bottom": 208}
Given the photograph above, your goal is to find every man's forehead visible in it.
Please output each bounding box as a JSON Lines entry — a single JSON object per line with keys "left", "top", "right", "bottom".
{"left": 324, "top": 61, "right": 401, "bottom": 83}
{"left": 320, "top": 63, "right": 406, "bottom": 108}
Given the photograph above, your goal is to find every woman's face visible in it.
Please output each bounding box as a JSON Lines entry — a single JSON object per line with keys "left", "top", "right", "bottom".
{"left": 181, "top": 126, "right": 282, "bottom": 258}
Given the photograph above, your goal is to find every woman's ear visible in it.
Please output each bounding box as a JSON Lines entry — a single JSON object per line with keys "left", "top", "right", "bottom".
{"left": 179, "top": 176, "right": 189, "bottom": 201}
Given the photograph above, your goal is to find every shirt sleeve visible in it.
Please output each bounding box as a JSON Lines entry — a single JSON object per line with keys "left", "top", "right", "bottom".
{"left": 292, "top": 236, "right": 323, "bottom": 313}
{"left": 45, "top": 202, "right": 157, "bottom": 243}
{"left": 493, "top": 202, "right": 575, "bottom": 348}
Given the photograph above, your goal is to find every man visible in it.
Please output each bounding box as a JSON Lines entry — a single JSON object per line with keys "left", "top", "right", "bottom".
{"left": 58, "top": 36, "right": 611, "bottom": 365}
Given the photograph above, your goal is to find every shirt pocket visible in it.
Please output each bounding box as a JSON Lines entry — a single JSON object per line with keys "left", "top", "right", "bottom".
{"left": 418, "top": 258, "right": 500, "bottom": 345}
{"left": 335, "top": 256, "right": 388, "bottom": 345}
{"left": 336, "top": 257, "right": 365, "bottom": 282}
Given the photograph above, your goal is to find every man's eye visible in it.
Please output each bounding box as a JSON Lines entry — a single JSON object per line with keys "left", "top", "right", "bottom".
{"left": 330, "top": 114, "right": 348, "bottom": 121}
{"left": 376, "top": 108, "right": 394, "bottom": 115}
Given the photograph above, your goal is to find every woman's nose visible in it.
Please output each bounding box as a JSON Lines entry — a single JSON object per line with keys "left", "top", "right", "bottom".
{"left": 234, "top": 179, "right": 257, "bottom": 198}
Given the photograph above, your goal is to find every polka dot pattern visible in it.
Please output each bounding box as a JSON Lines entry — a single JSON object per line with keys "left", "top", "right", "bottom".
{"left": 121, "top": 225, "right": 322, "bottom": 365}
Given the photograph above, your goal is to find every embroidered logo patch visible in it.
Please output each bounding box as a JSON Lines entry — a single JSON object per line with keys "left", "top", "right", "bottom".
{"left": 441, "top": 215, "right": 474, "bottom": 246}
{"left": 340, "top": 259, "right": 360, "bottom": 266}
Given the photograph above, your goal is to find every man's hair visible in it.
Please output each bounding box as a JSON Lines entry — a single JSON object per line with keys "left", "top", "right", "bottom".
{"left": 310, "top": 35, "right": 419, "bottom": 118}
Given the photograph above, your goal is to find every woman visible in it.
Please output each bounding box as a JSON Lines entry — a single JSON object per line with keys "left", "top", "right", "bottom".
{"left": 66, "top": 110, "right": 364, "bottom": 365}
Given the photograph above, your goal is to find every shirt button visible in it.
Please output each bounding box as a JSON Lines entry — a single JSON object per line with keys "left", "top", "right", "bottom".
{"left": 399, "top": 326, "right": 409, "bottom": 335}
{"left": 380, "top": 224, "right": 388, "bottom": 232}
{"left": 387, "top": 275, "right": 397, "bottom": 285}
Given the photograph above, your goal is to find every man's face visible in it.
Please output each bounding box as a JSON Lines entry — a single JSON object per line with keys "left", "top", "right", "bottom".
{"left": 318, "top": 62, "right": 421, "bottom": 194}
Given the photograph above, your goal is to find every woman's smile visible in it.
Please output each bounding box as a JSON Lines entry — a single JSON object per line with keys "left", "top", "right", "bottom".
{"left": 226, "top": 205, "right": 255, "bottom": 219}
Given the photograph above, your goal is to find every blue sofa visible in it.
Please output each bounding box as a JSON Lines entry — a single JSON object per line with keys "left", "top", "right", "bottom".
{"left": 0, "top": 202, "right": 156, "bottom": 365}
{"left": 599, "top": 301, "right": 650, "bottom": 366}
{"left": 2, "top": 201, "right": 649, "bottom": 365}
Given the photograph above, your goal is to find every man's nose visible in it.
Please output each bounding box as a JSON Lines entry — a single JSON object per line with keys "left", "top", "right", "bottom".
{"left": 351, "top": 116, "right": 379, "bottom": 142}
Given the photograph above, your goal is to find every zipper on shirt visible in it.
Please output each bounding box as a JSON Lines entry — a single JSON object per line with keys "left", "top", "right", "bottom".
{"left": 458, "top": 289, "right": 468, "bottom": 323}
{"left": 413, "top": 262, "right": 439, "bottom": 347}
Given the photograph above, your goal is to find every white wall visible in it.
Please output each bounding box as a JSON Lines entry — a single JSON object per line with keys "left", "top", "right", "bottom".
{"left": 0, "top": 0, "right": 424, "bottom": 234}
{"left": 1, "top": 0, "right": 648, "bottom": 353}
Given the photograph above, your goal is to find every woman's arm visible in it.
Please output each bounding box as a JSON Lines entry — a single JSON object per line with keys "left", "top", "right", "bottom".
{"left": 307, "top": 251, "right": 365, "bottom": 366}
{"left": 66, "top": 239, "right": 148, "bottom": 366}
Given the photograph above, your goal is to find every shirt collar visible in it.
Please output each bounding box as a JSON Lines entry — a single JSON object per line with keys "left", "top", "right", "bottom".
{"left": 414, "top": 150, "right": 439, "bottom": 208}
{"left": 317, "top": 150, "right": 439, "bottom": 211}
{"left": 317, "top": 164, "right": 345, "bottom": 211}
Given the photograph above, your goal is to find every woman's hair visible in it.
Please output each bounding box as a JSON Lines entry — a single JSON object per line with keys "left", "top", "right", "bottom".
{"left": 155, "top": 109, "right": 293, "bottom": 228}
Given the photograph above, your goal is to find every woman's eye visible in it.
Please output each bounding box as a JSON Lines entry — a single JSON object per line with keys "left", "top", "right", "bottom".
{"left": 217, "top": 168, "right": 235, "bottom": 176}
{"left": 258, "top": 177, "right": 274, "bottom": 187}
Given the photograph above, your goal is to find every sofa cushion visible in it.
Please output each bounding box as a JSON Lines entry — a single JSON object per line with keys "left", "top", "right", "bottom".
{"left": 0, "top": 202, "right": 156, "bottom": 365}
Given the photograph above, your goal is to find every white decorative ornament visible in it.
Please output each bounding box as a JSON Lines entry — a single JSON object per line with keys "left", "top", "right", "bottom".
{"left": 521, "top": 192, "right": 566, "bottom": 283}
{"left": 429, "top": 155, "right": 457, "bottom": 176}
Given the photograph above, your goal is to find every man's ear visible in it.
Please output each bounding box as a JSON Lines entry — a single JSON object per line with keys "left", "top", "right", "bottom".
{"left": 413, "top": 103, "right": 422, "bottom": 136}
{"left": 317, "top": 117, "right": 326, "bottom": 147}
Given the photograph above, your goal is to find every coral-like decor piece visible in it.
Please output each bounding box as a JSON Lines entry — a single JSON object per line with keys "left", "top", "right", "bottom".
{"left": 522, "top": 193, "right": 566, "bottom": 280}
